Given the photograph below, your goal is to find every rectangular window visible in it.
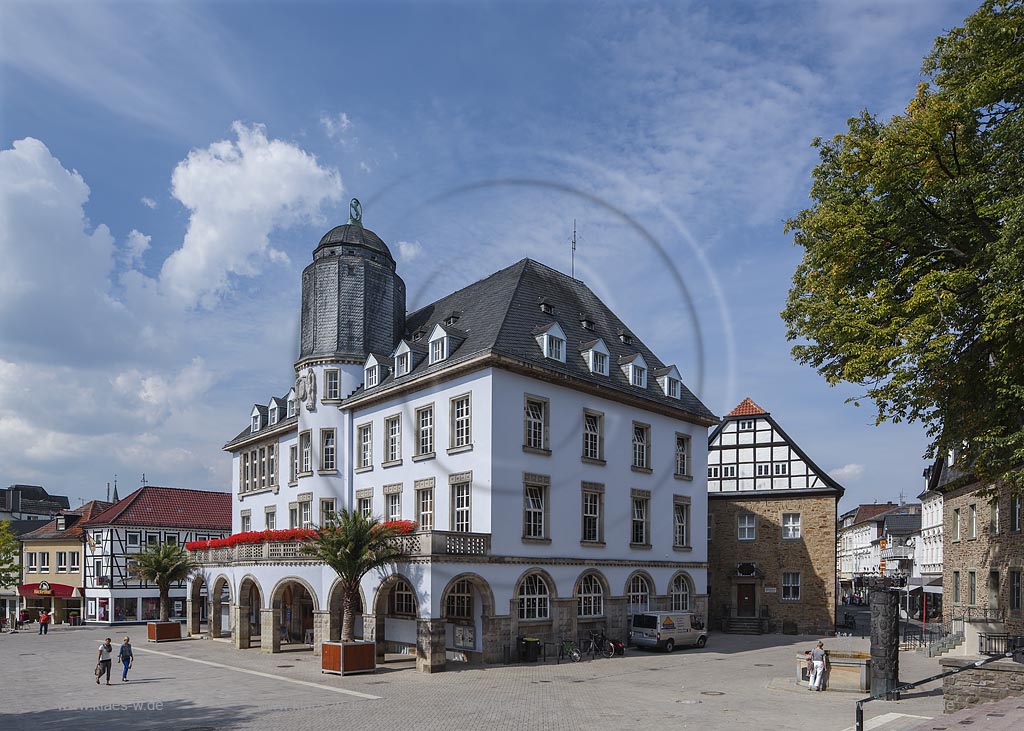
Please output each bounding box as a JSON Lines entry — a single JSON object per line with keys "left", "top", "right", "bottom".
{"left": 26, "top": 552, "right": 37, "bottom": 572}
{"left": 299, "top": 431, "right": 312, "bottom": 474}
{"left": 126, "top": 532, "right": 140, "bottom": 547}
{"left": 738, "top": 419, "right": 755, "bottom": 430}
{"left": 756, "top": 464, "right": 771, "bottom": 476}
{"left": 547, "top": 336, "right": 564, "bottom": 360}
{"left": 240, "top": 514, "right": 251, "bottom": 532}
{"left": 673, "top": 500, "right": 690, "bottom": 547}
{"left": 723, "top": 465, "right": 737, "bottom": 478}
{"left": 320, "top": 429, "right": 336, "bottom": 471}
{"left": 300, "top": 500, "right": 312, "bottom": 528}
{"left": 708, "top": 466, "right": 720, "bottom": 478}
{"left": 1011, "top": 570, "right": 1022, "bottom": 611}
{"left": 416, "top": 405, "right": 434, "bottom": 456}
{"left": 524, "top": 397, "right": 547, "bottom": 450}
{"left": 954, "top": 508, "right": 961, "bottom": 540}
{"left": 782, "top": 513, "right": 801, "bottom": 539}
{"left": 385, "top": 415, "right": 402, "bottom": 463}
{"left": 358, "top": 424, "right": 373, "bottom": 468}
{"left": 417, "top": 488, "right": 434, "bottom": 530}
{"left": 992, "top": 500, "right": 1000, "bottom": 535}
{"left": 969, "top": 504, "right": 977, "bottom": 539}
{"left": 290, "top": 445, "right": 298, "bottom": 483}
{"left": 147, "top": 534, "right": 159, "bottom": 546}
{"left": 320, "top": 498, "right": 336, "bottom": 522}
{"left": 268, "top": 445, "right": 276, "bottom": 486}
{"left": 395, "top": 352, "right": 410, "bottom": 376}
{"left": 165, "top": 535, "right": 177, "bottom": 546}
{"left": 968, "top": 571, "right": 977, "bottom": 605}
{"left": 782, "top": 572, "right": 801, "bottom": 601}
{"left": 674, "top": 434, "right": 690, "bottom": 476}
{"left": 592, "top": 350, "right": 608, "bottom": 375}
{"left": 582, "top": 411, "right": 603, "bottom": 461}
{"left": 1013, "top": 496, "right": 1022, "bottom": 532}
{"left": 365, "top": 366, "right": 379, "bottom": 388}
{"left": 738, "top": 514, "right": 756, "bottom": 541}
{"left": 452, "top": 483, "right": 471, "bottom": 532}
{"left": 773, "top": 462, "right": 788, "bottom": 476}
{"left": 387, "top": 492, "right": 401, "bottom": 522}
{"left": 358, "top": 496, "right": 372, "bottom": 518}
{"left": 631, "top": 365, "right": 646, "bottom": 387}
{"left": 289, "top": 504, "right": 299, "bottom": 529}
{"left": 451, "top": 395, "right": 472, "bottom": 448}
{"left": 265, "top": 509, "right": 276, "bottom": 530}
{"left": 524, "top": 484, "right": 546, "bottom": 539}
{"left": 953, "top": 571, "right": 961, "bottom": 604}
{"left": 242, "top": 452, "right": 251, "bottom": 491}
{"left": 69, "top": 552, "right": 80, "bottom": 572}
{"left": 38, "top": 552, "right": 49, "bottom": 572}
{"left": 430, "top": 337, "right": 446, "bottom": 364}
{"left": 582, "top": 490, "right": 602, "bottom": 543}
{"left": 325, "top": 369, "right": 340, "bottom": 400}
{"left": 631, "top": 497, "right": 649, "bottom": 545}
{"left": 258, "top": 447, "right": 267, "bottom": 488}
{"left": 707, "top": 512, "right": 713, "bottom": 542}
{"left": 632, "top": 423, "right": 650, "bottom": 469}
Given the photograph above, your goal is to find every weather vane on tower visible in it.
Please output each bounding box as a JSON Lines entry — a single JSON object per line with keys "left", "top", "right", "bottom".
{"left": 348, "top": 198, "right": 362, "bottom": 226}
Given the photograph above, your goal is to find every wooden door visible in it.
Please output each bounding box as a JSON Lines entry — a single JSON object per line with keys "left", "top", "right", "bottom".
{"left": 736, "top": 584, "right": 756, "bottom": 618}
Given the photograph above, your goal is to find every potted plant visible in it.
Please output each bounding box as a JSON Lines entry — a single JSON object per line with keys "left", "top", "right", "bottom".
{"left": 131, "top": 543, "right": 197, "bottom": 642}
{"left": 304, "top": 510, "right": 414, "bottom": 675}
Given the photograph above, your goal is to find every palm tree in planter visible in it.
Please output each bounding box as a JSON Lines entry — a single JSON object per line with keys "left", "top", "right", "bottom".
{"left": 130, "top": 542, "right": 198, "bottom": 641}
{"left": 304, "top": 509, "right": 416, "bottom": 674}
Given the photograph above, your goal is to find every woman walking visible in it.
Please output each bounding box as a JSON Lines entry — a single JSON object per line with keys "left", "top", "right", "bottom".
{"left": 808, "top": 641, "right": 828, "bottom": 691}
{"left": 96, "top": 638, "right": 113, "bottom": 685}
{"left": 119, "top": 636, "right": 134, "bottom": 682}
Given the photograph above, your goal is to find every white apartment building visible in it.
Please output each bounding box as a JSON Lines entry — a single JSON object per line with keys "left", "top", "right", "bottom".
{"left": 187, "top": 201, "right": 716, "bottom": 672}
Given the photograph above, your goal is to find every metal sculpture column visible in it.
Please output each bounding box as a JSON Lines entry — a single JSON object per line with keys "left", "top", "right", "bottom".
{"left": 867, "top": 577, "right": 902, "bottom": 697}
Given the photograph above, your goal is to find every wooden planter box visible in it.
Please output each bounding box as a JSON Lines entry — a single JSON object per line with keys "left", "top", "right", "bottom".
{"left": 322, "top": 641, "right": 376, "bottom": 675}
{"left": 147, "top": 621, "right": 183, "bottom": 642}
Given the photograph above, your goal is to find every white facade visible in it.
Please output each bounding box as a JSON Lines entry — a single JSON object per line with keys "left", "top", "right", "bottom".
{"left": 917, "top": 490, "right": 944, "bottom": 577}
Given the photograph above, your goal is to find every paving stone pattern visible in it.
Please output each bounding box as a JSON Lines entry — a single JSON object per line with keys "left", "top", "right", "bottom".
{"left": 2, "top": 626, "right": 948, "bottom": 731}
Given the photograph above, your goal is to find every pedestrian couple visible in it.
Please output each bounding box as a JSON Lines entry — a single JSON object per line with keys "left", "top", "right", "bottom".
{"left": 96, "top": 636, "right": 133, "bottom": 685}
{"left": 807, "top": 641, "right": 830, "bottom": 691}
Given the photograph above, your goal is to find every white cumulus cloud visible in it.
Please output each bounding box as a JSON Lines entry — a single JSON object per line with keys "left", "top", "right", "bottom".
{"left": 141, "top": 196, "right": 157, "bottom": 209}
{"left": 159, "top": 122, "right": 343, "bottom": 307}
{"left": 829, "top": 463, "right": 865, "bottom": 482}
{"left": 320, "top": 111, "right": 352, "bottom": 139}
{"left": 122, "top": 229, "right": 151, "bottom": 267}
{"left": 397, "top": 240, "right": 423, "bottom": 263}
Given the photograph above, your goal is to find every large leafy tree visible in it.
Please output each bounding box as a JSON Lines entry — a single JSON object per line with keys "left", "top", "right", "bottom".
{"left": 303, "top": 510, "right": 412, "bottom": 642}
{"left": 131, "top": 543, "right": 198, "bottom": 622}
{"left": 0, "top": 520, "right": 21, "bottom": 589}
{"left": 783, "top": 0, "right": 1024, "bottom": 489}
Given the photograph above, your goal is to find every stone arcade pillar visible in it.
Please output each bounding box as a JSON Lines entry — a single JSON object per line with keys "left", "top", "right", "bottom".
{"left": 313, "top": 609, "right": 329, "bottom": 656}
{"left": 364, "top": 613, "right": 385, "bottom": 661}
{"left": 416, "top": 618, "right": 447, "bottom": 673}
{"left": 261, "top": 606, "right": 282, "bottom": 654}
{"left": 186, "top": 597, "right": 202, "bottom": 637}
{"left": 233, "top": 603, "right": 250, "bottom": 650}
{"left": 869, "top": 585, "right": 901, "bottom": 696}
{"left": 551, "top": 598, "right": 577, "bottom": 646}
{"left": 209, "top": 601, "right": 222, "bottom": 639}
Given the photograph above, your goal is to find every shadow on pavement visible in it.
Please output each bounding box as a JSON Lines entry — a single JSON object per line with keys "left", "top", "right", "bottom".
{"left": 2, "top": 698, "right": 259, "bottom": 731}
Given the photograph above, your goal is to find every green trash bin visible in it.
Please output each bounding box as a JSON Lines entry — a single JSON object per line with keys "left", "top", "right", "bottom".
{"left": 522, "top": 637, "right": 541, "bottom": 663}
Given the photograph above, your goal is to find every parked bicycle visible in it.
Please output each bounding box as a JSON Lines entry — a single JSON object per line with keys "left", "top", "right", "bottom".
{"left": 558, "top": 637, "right": 582, "bottom": 662}
{"left": 582, "top": 629, "right": 615, "bottom": 659}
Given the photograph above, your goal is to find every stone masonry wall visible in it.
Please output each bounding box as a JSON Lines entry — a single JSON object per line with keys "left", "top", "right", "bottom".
{"left": 941, "top": 481, "right": 1024, "bottom": 634}
{"left": 940, "top": 656, "right": 1024, "bottom": 712}
{"left": 708, "top": 493, "right": 838, "bottom": 635}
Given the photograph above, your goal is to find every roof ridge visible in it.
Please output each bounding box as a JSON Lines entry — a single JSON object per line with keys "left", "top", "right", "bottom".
{"left": 406, "top": 258, "right": 530, "bottom": 322}
{"left": 726, "top": 397, "right": 768, "bottom": 417}
{"left": 492, "top": 260, "right": 534, "bottom": 352}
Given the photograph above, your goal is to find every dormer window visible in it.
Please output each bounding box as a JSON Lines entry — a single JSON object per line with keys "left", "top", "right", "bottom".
{"left": 534, "top": 322, "right": 567, "bottom": 363}
{"left": 395, "top": 352, "right": 410, "bottom": 376}
{"left": 592, "top": 351, "right": 608, "bottom": 375}
{"left": 251, "top": 414, "right": 261, "bottom": 432}
{"left": 444, "top": 312, "right": 461, "bottom": 327}
{"left": 631, "top": 365, "right": 647, "bottom": 387}
{"left": 580, "top": 317, "right": 595, "bottom": 331}
{"left": 547, "top": 335, "right": 564, "bottom": 361}
{"left": 287, "top": 398, "right": 296, "bottom": 418}
{"left": 56, "top": 516, "right": 66, "bottom": 531}
{"left": 665, "top": 377, "right": 681, "bottom": 399}
{"left": 430, "top": 337, "right": 447, "bottom": 364}
{"left": 269, "top": 409, "right": 278, "bottom": 425}
{"left": 412, "top": 329, "right": 426, "bottom": 342}
{"left": 365, "top": 366, "right": 379, "bottom": 388}
{"left": 619, "top": 331, "right": 633, "bottom": 345}
{"left": 540, "top": 301, "right": 554, "bottom": 315}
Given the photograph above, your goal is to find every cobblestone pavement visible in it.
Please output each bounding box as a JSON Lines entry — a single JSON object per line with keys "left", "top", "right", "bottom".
{"left": 2, "top": 626, "right": 948, "bottom": 731}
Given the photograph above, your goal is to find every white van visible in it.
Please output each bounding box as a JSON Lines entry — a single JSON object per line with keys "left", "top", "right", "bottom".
{"left": 630, "top": 612, "right": 707, "bottom": 652}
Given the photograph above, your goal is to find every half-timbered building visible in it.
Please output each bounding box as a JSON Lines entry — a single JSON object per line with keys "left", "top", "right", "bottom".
{"left": 79, "top": 486, "right": 230, "bottom": 625}
{"left": 707, "top": 397, "right": 844, "bottom": 634}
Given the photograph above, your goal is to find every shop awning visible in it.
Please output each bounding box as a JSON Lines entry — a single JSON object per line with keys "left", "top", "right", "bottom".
{"left": 17, "top": 582, "right": 79, "bottom": 598}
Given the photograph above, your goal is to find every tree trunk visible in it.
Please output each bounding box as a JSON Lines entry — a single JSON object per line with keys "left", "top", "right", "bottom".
{"left": 160, "top": 585, "right": 170, "bottom": 622}
{"left": 341, "top": 582, "right": 356, "bottom": 643}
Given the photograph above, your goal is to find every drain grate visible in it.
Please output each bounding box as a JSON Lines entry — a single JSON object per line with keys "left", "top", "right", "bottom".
{"left": 275, "top": 664, "right": 294, "bottom": 668}
{"left": 754, "top": 663, "right": 773, "bottom": 667}
{"left": 700, "top": 691, "right": 725, "bottom": 696}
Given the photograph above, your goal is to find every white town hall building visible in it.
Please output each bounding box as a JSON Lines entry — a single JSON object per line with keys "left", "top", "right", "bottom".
{"left": 187, "top": 201, "right": 716, "bottom": 672}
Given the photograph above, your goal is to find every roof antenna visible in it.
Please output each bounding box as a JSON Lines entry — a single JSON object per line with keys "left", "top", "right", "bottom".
{"left": 141, "top": 473, "right": 148, "bottom": 487}
{"left": 571, "top": 219, "right": 577, "bottom": 279}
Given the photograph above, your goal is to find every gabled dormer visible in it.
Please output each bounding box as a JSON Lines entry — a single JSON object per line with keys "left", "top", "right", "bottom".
{"left": 654, "top": 365, "right": 682, "bottom": 399}
{"left": 391, "top": 340, "right": 426, "bottom": 378}
{"left": 250, "top": 405, "right": 265, "bottom": 433}
{"left": 427, "top": 323, "right": 467, "bottom": 365}
{"left": 619, "top": 352, "right": 647, "bottom": 388}
{"left": 532, "top": 321, "right": 566, "bottom": 363}
{"left": 268, "top": 396, "right": 287, "bottom": 425}
{"left": 286, "top": 388, "right": 297, "bottom": 418}
{"left": 363, "top": 353, "right": 388, "bottom": 389}
{"left": 579, "top": 338, "right": 610, "bottom": 376}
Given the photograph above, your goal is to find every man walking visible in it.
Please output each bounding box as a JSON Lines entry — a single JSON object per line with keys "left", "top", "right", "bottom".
{"left": 38, "top": 610, "right": 50, "bottom": 635}
{"left": 119, "top": 636, "right": 134, "bottom": 682}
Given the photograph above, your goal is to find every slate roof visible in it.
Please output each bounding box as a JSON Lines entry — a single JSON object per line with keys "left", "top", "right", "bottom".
{"left": 21, "top": 501, "right": 113, "bottom": 540}
{"left": 7, "top": 519, "right": 45, "bottom": 538}
{"left": 882, "top": 513, "right": 922, "bottom": 536}
{"left": 316, "top": 223, "right": 393, "bottom": 261}
{"left": 225, "top": 414, "right": 298, "bottom": 450}
{"left": 2, "top": 484, "right": 71, "bottom": 515}
{"left": 353, "top": 258, "right": 716, "bottom": 423}
{"left": 726, "top": 397, "right": 768, "bottom": 417}
{"left": 79, "top": 486, "right": 231, "bottom": 531}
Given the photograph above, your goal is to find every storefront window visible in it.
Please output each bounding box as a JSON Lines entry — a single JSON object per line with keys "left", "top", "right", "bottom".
{"left": 114, "top": 597, "right": 138, "bottom": 622}
{"left": 97, "top": 598, "right": 109, "bottom": 622}
{"left": 172, "top": 599, "right": 185, "bottom": 618}
{"left": 141, "top": 598, "right": 160, "bottom": 621}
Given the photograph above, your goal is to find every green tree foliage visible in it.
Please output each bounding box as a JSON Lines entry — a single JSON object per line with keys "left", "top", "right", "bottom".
{"left": 0, "top": 520, "right": 21, "bottom": 588}
{"left": 783, "top": 1, "right": 1024, "bottom": 489}
{"left": 130, "top": 543, "right": 198, "bottom": 622}
{"left": 303, "top": 509, "right": 411, "bottom": 642}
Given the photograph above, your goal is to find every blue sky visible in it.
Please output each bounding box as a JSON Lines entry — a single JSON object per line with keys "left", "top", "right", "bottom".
{"left": 0, "top": 0, "right": 977, "bottom": 509}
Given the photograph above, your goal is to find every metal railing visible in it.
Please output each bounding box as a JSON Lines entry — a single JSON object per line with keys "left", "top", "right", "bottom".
{"left": 960, "top": 607, "right": 1005, "bottom": 623}
{"left": 978, "top": 634, "right": 1024, "bottom": 656}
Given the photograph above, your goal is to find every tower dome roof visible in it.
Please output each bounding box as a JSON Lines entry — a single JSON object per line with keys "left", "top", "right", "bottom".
{"left": 315, "top": 223, "right": 393, "bottom": 261}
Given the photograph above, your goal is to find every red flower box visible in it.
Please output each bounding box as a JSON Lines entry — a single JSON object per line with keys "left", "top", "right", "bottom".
{"left": 186, "top": 521, "right": 417, "bottom": 552}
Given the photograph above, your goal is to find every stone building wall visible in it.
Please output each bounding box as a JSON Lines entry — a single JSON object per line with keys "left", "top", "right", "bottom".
{"left": 940, "top": 656, "right": 1024, "bottom": 712}
{"left": 941, "top": 481, "right": 1024, "bottom": 634}
{"left": 708, "top": 493, "right": 838, "bottom": 635}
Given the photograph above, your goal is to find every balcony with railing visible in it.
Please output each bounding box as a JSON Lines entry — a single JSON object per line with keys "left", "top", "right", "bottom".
{"left": 879, "top": 545, "right": 913, "bottom": 560}
{"left": 190, "top": 530, "right": 491, "bottom": 566}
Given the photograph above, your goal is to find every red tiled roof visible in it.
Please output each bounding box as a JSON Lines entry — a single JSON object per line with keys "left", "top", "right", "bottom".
{"left": 20, "top": 500, "right": 113, "bottom": 540}
{"left": 852, "top": 503, "right": 900, "bottom": 525}
{"left": 726, "top": 397, "right": 768, "bottom": 417}
{"left": 79, "top": 486, "right": 231, "bottom": 531}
